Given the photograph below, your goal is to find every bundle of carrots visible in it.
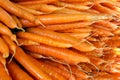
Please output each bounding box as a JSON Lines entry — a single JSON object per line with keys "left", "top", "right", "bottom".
{"left": 0, "top": 0, "right": 120, "bottom": 80}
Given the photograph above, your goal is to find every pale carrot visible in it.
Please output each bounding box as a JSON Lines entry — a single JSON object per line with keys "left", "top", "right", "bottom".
{"left": 18, "top": 0, "right": 58, "bottom": 5}
{"left": 7, "top": 61, "right": 34, "bottom": 80}
{"left": 0, "top": 37, "right": 9, "bottom": 58}
{"left": 0, "top": 7, "right": 17, "bottom": 28}
{"left": 18, "top": 38, "right": 39, "bottom": 46}
{"left": 26, "top": 28, "right": 96, "bottom": 52}
{"left": 0, "top": 62, "right": 12, "bottom": 80}
{"left": 23, "top": 44, "right": 90, "bottom": 64}
{"left": 10, "top": 45, "right": 52, "bottom": 80}
{"left": 0, "top": 0, "right": 41, "bottom": 24}
{"left": 17, "top": 32, "right": 72, "bottom": 48}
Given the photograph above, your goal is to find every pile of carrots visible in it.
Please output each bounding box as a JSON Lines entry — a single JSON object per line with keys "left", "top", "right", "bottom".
{"left": 0, "top": 0, "right": 120, "bottom": 80}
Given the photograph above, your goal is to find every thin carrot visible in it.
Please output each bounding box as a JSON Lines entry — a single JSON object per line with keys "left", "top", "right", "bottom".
{"left": 18, "top": 0, "right": 58, "bottom": 5}
{"left": 15, "top": 3, "right": 45, "bottom": 15}
{"left": 26, "top": 28, "right": 96, "bottom": 52}
{"left": 0, "top": 7, "right": 17, "bottom": 28}
{"left": 23, "top": 44, "right": 90, "bottom": 64}
{"left": 0, "top": 0, "right": 41, "bottom": 25}
{"left": 20, "top": 13, "right": 113, "bottom": 25}
{"left": 0, "top": 37, "right": 9, "bottom": 58}
{"left": 7, "top": 61, "right": 34, "bottom": 80}
{"left": 0, "top": 54, "right": 6, "bottom": 66}
{"left": 28, "top": 55, "right": 67, "bottom": 80}
{"left": 64, "top": 32, "right": 90, "bottom": 39}
{"left": 10, "top": 45, "right": 52, "bottom": 80}
{"left": 53, "top": 1, "right": 90, "bottom": 11}
{"left": 0, "top": 62, "right": 12, "bottom": 80}
{"left": 17, "top": 32, "right": 72, "bottom": 48}
{"left": 24, "top": 4, "right": 63, "bottom": 13}
{"left": 18, "top": 38, "right": 39, "bottom": 46}
{"left": 0, "top": 23, "right": 17, "bottom": 42}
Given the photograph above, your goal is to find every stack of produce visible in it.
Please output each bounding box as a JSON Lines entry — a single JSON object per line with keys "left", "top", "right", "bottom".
{"left": 0, "top": 0, "right": 120, "bottom": 80}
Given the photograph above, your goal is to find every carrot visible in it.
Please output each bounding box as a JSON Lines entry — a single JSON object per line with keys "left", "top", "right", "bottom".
{"left": 59, "top": 0, "right": 88, "bottom": 3}
{"left": 71, "top": 66, "right": 89, "bottom": 79}
{"left": 0, "top": 0, "right": 41, "bottom": 25}
{"left": 17, "top": 32, "right": 72, "bottom": 48}
{"left": 20, "top": 13, "right": 113, "bottom": 25}
{"left": 0, "top": 54, "right": 6, "bottom": 66}
{"left": 113, "top": 28, "right": 120, "bottom": 35}
{"left": 26, "top": 28, "right": 96, "bottom": 52}
{"left": 28, "top": 55, "right": 67, "bottom": 80}
{"left": 61, "top": 27, "right": 92, "bottom": 33}
{"left": 1, "top": 35, "right": 16, "bottom": 54}
{"left": 0, "top": 7, "right": 17, "bottom": 28}
{"left": 23, "top": 44, "right": 90, "bottom": 64}
{"left": 10, "top": 45, "right": 52, "bottom": 80}
{"left": 0, "top": 37, "right": 9, "bottom": 58}
{"left": 15, "top": 3, "right": 45, "bottom": 15}
{"left": 64, "top": 32, "right": 90, "bottom": 39}
{"left": 52, "top": 1, "right": 90, "bottom": 11}
{"left": 24, "top": 4, "right": 63, "bottom": 13}
{"left": 0, "top": 62, "right": 12, "bottom": 80}
{"left": 18, "top": 38, "right": 39, "bottom": 46}
{"left": 7, "top": 61, "right": 34, "bottom": 80}
{"left": 18, "top": 0, "right": 58, "bottom": 5}
{"left": 0, "top": 23, "right": 17, "bottom": 42}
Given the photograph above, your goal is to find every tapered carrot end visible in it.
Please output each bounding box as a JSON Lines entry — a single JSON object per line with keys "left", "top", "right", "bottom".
{"left": 3, "top": 52, "right": 9, "bottom": 58}
{"left": 34, "top": 18, "right": 46, "bottom": 27}
{"left": 11, "top": 35, "right": 19, "bottom": 45}
{"left": 16, "top": 27, "right": 25, "bottom": 32}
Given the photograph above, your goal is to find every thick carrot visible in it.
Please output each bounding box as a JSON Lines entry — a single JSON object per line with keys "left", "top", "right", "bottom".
{"left": 26, "top": 28, "right": 96, "bottom": 52}
{"left": 0, "top": 7, "right": 17, "bottom": 28}
{"left": 7, "top": 61, "right": 34, "bottom": 80}
{"left": 23, "top": 44, "right": 90, "bottom": 64}
{"left": 0, "top": 62, "right": 12, "bottom": 80}
{"left": 53, "top": 1, "right": 90, "bottom": 11}
{"left": 20, "top": 13, "right": 113, "bottom": 25}
{"left": 18, "top": 38, "right": 39, "bottom": 46}
{"left": 0, "top": 23, "right": 17, "bottom": 42}
{"left": 0, "top": 0, "right": 40, "bottom": 24}
{"left": 28, "top": 55, "right": 67, "bottom": 80}
{"left": 10, "top": 45, "right": 52, "bottom": 80}
{"left": 17, "top": 32, "right": 72, "bottom": 48}
{"left": 18, "top": 0, "right": 58, "bottom": 5}
{"left": 0, "top": 37, "right": 9, "bottom": 58}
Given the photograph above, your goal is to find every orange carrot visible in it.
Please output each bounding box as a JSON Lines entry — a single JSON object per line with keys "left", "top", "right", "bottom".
{"left": 24, "top": 4, "right": 63, "bottom": 13}
{"left": 0, "top": 54, "right": 6, "bottom": 66}
{"left": 18, "top": 38, "right": 39, "bottom": 46}
{"left": 10, "top": 45, "right": 52, "bottom": 80}
{"left": 0, "top": 37, "right": 9, "bottom": 58}
{"left": 28, "top": 55, "right": 67, "bottom": 80}
{"left": 15, "top": 3, "right": 45, "bottom": 15}
{"left": 18, "top": 0, "right": 58, "bottom": 5}
{"left": 64, "top": 32, "right": 90, "bottom": 39}
{"left": 26, "top": 28, "right": 96, "bottom": 52}
{"left": 0, "top": 62, "right": 12, "bottom": 80}
{"left": 17, "top": 32, "right": 72, "bottom": 48}
{"left": 53, "top": 1, "right": 90, "bottom": 11}
{"left": 20, "top": 13, "right": 113, "bottom": 25}
{"left": 0, "top": 23, "right": 17, "bottom": 42}
{"left": 59, "top": 0, "right": 88, "bottom": 3}
{"left": 0, "top": 7, "right": 17, "bottom": 28}
{"left": 0, "top": 0, "right": 40, "bottom": 24}
{"left": 7, "top": 61, "right": 34, "bottom": 80}
{"left": 23, "top": 44, "right": 90, "bottom": 64}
